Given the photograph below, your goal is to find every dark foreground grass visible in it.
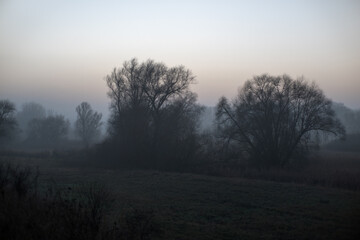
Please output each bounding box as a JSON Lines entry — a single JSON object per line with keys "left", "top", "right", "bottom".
{"left": 198, "top": 150, "right": 360, "bottom": 191}
{"left": 1, "top": 152, "right": 360, "bottom": 239}
{"left": 38, "top": 167, "right": 360, "bottom": 240}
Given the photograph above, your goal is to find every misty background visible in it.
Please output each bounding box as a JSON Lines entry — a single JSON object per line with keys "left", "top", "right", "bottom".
{"left": 1, "top": 0, "right": 359, "bottom": 123}
{"left": 1, "top": 1, "right": 360, "bottom": 239}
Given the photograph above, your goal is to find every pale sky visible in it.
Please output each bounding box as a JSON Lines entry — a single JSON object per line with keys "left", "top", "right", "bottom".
{"left": 1, "top": 0, "right": 360, "bottom": 120}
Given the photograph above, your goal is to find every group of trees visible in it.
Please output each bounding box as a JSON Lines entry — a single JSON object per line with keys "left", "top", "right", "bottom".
{"left": 15, "top": 102, "right": 70, "bottom": 147}
{"left": 0, "top": 101, "right": 102, "bottom": 149}
{"left": 1, "top": 58, "right": 346, "bottom": 169}
{"left": 27, "top": 114, "right": 69, "bottom": 146}
{"left": 102, "top": 59, "right": 344, "bottom": 169}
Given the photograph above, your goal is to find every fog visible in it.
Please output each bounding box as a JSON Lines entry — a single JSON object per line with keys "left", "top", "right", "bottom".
{"left": 11, "top": 98, "right": 109, "bottom": 128}
{"left": 1, "top": 1, "right": 360, "bottom": 239}
{"left": 1, "top": 0, "right": 360, "bottom": 110}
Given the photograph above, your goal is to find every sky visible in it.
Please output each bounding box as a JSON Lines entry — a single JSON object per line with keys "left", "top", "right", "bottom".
{"left": 1, "top": 0, "right": 360, "bottom": 121}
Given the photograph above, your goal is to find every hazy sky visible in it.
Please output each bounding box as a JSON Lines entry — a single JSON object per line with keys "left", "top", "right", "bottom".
{"left": 1, "top": 0, "right": 360, "bottom": 120}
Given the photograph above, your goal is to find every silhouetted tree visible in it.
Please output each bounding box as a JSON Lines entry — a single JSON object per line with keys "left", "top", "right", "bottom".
{"left": 0, "top": 99, "right": 17, "bottom": 140}
{"left": 105, "top": 58, "right": 202, "bottom": 169}
{"left": 216, "top": 74, "right": 345, "bottom": 167}
{"left": 16, "top": 102, "right": 46, "bottom": 138}
{"left": 27, "top": 114, "right": 70, "bottom": 147}
{"left": 75, "top": 102, "right": 102, "bottom": 147}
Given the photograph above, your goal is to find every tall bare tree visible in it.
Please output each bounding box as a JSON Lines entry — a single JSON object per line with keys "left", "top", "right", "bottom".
{"left": 216, "top": 74, "right": 345, "bottom": 167}
{"left": 75, "top": 102, "right": 102, "bottom": 148}
{"left": 105, "top": 58, "right": 201, "bottom": 169}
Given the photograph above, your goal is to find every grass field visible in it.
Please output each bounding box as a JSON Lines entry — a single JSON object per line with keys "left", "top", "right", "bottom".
{"left": 35, "top": 167, "right": 360, "bottom": 239}
{"left": 194, "top": 150, "right": 360, "bottom": 191}
{"left": 1, "top": 153, "right": 360, "bottom": 239}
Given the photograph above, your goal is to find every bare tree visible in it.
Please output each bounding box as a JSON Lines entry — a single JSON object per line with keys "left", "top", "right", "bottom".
{"left": 105, "top": 58, "right": 201, "bottom": 168}
{"left": 0, "top": 99, "right": 17, "bottom": 139}
{"left": 75, "top": 102, "right": 102, "bottom": 147}
{"left": 216, "top": 74, "right": 345, "bottom": 167}
{"left": 106, "top": 58, "right": 195, "bottom": 127}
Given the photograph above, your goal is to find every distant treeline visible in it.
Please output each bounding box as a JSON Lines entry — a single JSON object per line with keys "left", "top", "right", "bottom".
{"left": 0, "top": 101, "right": 103, "bottom": 151}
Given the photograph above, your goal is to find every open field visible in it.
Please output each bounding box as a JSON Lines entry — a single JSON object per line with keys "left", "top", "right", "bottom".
{"left": 1, "top": 152, "right": 360, "bottom": 239}
{"left": 37, "top": 167, "right": 360, "bottom": 239}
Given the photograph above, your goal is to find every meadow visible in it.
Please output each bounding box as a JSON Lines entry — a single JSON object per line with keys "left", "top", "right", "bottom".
{"left": 1, "top": 150, "right": 359, "bottom": 239}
